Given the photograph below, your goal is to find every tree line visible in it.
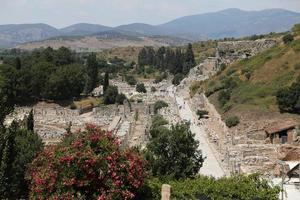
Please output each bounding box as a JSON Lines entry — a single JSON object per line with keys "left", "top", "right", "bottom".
{"left": 0, "top": 47, "right": 101, "bottom": 104}
{"left": 138, "top": 43, "right": 196, "bottom": 76}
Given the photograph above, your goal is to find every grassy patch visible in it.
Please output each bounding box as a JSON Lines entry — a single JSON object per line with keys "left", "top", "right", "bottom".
{"left": 73, "top": 97, "right": 103, "bottom": 108}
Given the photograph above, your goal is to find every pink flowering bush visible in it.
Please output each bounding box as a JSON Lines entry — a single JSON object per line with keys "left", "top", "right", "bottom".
{"left": 26, "top": 124, "right": 146, "bottom": 200}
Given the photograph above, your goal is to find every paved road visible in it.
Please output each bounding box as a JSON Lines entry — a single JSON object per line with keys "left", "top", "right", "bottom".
{"left": 175, "top": 94, "right": 225, "bottom": 178}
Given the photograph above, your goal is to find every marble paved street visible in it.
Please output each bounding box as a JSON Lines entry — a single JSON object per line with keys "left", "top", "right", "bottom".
{"left": 175, "top": 94, "right": 225, "bottom": 178}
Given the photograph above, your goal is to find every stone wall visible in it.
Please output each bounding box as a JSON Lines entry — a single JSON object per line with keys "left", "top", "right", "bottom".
{"left": 217, "top": 39, "right": 277, "bottom": 64}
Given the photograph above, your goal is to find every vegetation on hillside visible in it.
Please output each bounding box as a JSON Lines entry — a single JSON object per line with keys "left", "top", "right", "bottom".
{"left": 195, "top": 24, "right": 300, "bottom": 115}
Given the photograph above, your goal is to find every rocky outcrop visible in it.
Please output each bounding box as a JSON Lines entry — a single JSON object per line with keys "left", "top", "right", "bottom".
{"left": 279, "top": 145, "right": 300, "bottom": 161}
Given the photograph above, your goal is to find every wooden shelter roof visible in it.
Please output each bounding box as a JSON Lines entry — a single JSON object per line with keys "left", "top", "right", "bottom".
{"left": 265, "top": 121, "right": 296, "bottom": 135}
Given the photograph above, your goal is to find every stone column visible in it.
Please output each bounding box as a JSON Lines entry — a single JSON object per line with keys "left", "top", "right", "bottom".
{"left": 161, "top": 184, "right": 171, "bottom": 200}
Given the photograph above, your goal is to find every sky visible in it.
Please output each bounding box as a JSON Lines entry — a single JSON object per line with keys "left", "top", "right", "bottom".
{"left": 1, "top": 0, "right": 300, "bottom": 28}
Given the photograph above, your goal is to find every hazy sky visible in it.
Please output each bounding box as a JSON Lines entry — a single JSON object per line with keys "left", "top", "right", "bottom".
{"left": 1, "top": 0, "right": 300, "bottom": 28}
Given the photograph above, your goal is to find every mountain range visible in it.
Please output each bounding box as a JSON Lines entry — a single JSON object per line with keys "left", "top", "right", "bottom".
{"left": 1, "top": 8, "right": 300, "bottom": 48}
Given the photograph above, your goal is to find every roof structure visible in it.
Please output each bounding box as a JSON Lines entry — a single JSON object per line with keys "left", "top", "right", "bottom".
{"left": 287, "top": 163, "right": 300, "bottom": 178}
{"left": 265, "top": 121, "right": 296, "bottom": 135}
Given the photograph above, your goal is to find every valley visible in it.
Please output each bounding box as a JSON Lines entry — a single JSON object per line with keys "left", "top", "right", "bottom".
{"left": 1, "top": 4, "right": 300, "bottom": 199}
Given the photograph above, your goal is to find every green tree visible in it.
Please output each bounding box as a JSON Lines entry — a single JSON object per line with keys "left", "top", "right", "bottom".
{"left": 85, "top": 53, "right": 98, "bottom": 94}
{"left": 27, "top": 109, "right": 34, "bottom": 131}
{"left": 44, "top": 64, "right": 85, "bottom": 100}
{"left": 136, "top": 83, "right": 147, "bottom": 93}
{"left": 0, "top": 74, "right": 13, "bottom": 125}
{"left": 145, "top": 122, "right": 204, "bottom": 180}
{"left": 174, "top": 49, "right": 183, "bottom": 74}
{"left": 155, "top": 47, "right": 166, "bottom": 69}
{"left": 0, "top": 121, "right": 42, "bottom": 199}
{"left": 0, "top": 122, "right": 16, "bottom": 197}
{"left": 15, "top": 57, "right": 21, "bottom": 70}
{"left": 183, "top": 43, "right": 196, "bottom": 75}
{"left": 277, "top": 76, "right": 300, "bottom": 113}
{"left": 103, "top": 86, "right": 119, "bottom": 104}
{"left": 30, "top": 62, "right": 57, "bottom": 99}
{"left": 138, "top": 48, "right": 148, "bottom": 66}
{"left": 116, "top": 93, "right": 127, "bottom": 105}
{"left": 54, "top": 47, "right": 74, "bottom": 66}
{"left": 103, "top": 72, "right": 109, "bottom": 93}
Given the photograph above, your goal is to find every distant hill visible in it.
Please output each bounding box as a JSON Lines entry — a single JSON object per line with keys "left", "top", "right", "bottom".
{"left": 60, "top": 23, "right": 112, "bottom": 36}
{"left": 17, "top": 31, "right": 190, "bottom": 52}
{"left": 160, "top": 8, "right": 300, "bottom": 40}
{"left": 1, "top": 8, "right": 300, "bottom": 48}
{"left": 0, "top": 23, "right": 60, "bottom": 47}
{"left": 116, "top": 23, "right": 168, "bottom": 36}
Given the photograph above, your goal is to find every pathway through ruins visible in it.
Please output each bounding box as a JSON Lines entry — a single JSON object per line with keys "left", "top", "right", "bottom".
{"left": 169, "top": 86, "right": 225, "bottom": 178}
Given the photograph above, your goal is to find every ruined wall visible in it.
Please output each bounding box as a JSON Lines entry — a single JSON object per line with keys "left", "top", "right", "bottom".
{"left": 217, "top": 39, "right": 277, "bottom": 64}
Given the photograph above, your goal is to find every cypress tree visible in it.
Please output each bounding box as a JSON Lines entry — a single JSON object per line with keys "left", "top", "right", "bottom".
{"left": 147, "top": 47, "right": 155, "bottom": 66}
{"left": 0, "top": 121, "right": 17, "bottom": 197}
{"left": 175, "top": 48, "right": 183, "bottom": 74}
{"left": 85, "top": 53, "right": 98, "bottom": 94}
{"left": 155, "top": 47, "right": 166, "bottom": 69}
{"left": 27, "top": 109, "right": 34, "bottom": 131}
{"left": 138, "top": 48, "right": 147, "bottom": 66}
{"left": 103, "top": 72, "right": 109, "bottom": 93}
{"left": 183, "top": 43, "right": 196, "bottom": 75}
{"left": 15, "top": 57, "right": 21, "bottom": 70}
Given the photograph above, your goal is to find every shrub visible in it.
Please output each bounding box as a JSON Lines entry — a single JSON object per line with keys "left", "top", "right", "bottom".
{"left": 136, "top": 83, "right": 147, "bottom": 93}
{"left": 276, "top": 76, "right": 300, "bottom": 113}
{"left": 27, "top": 124, "right": 146, "bottom": 200}
{"left": 70, "top": 102, "right": 77, "bottom": 110}
{"left": 283, "top": 34, "right": 294, "bottom": 44}
{"left": 154, "top": 100, "right": 168, "bottom": 114}
{"left": 138, "top": 174, "right": 280, "bottom": 200}
{"left": 172, "top": 73, "right": 184, "bottom": 86}
{"left": 150, "top": 86, "right": 157, "bottom": 92}
{"left": 222, "top": 103, "right": 232, "bottom": 112}
{"left": 221, "top": 77, "right": 237, "bottom": 90}
{"left": 218, "top": 90, "right": 231, "bottom": 107}
{"left": 103, "top": 86, "right": 118, "bottom": 104}
{"left": 225, "top": 116, "right": 240, "bottom": 128}
{"left": 125, "top": 75, "right": 137, "bottom": 86}
{"left": 116, "top": 93, "right": 127, "bottom": 105}
{"left": 145, "top": 67, "right": 155, "bottom": 74}
{"left": 226, "top": 68, "right": 236, "bottom": 76}
{"left": 294, "top": 63, "right": 300, "bottom": 70}
{"left": 245, "top": 72, "right": 252, "bottom": 80}
{"left": 154, "top": 72, "right": 167, "bottom": 84}
{"left": 219, "top": 63, "right": 227, "bottom": 71}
